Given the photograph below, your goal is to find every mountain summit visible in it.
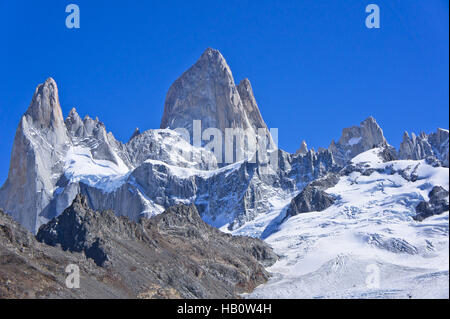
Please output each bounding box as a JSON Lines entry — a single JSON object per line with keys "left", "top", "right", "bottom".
{"left": 0, "top": 78, "right": 70, "bottom": 232}
{"left": 160, "top": 48, "right": 272, "bottom": 159}
{"left": 328, "top": 116, "right": 388, "bottom": 166}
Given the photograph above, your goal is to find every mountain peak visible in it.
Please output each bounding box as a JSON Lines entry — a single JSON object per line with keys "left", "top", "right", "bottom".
{"left": 199, "top": 47, "right": 226, "bottom": 63}
{"left": 329, "top": 116, "right": 387, "bottom": 166}
{"left": 161, "top": 49, "right": 251, "bottom": 134}
{"left": 402, "top": 131, "right": 410, "bottom": 141}
{"left": 25, "top": 77, "right": 64, "bottom": 129}
{"left": 361, "top": 116, "right": 377, "bottom": 125}
{"left": 129, "top": 127, "right": 141, "bottom": 141}
{"left": 194, "top": 47, "right": 231, "bottom": 76}
{"left": 296, "top": 140, "right": 308, "bottom": 155}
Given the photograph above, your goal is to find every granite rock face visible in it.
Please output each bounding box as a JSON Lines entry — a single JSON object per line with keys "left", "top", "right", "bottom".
{"left": 160, "top": 48, "right": 274, "bottom": 164}
{"left": 328, "top": 117, "right": 388, "bottom": 166}
{"left": 0, "top": 78, "right": 71, "bottom": 233}
{"left": 160, "top": 48, "right": 269, "bottom": 134}
{"left": 237, "top": 78, "right": 270, "bottom": 135}
{"left": 34, "top": 195, "right": 277, "bottom": 298}
{"left": 399, "top": 129, "right": 449, "bottom": 167}
{"left": 296, "top": 140, "right": 308, "bottom": 155}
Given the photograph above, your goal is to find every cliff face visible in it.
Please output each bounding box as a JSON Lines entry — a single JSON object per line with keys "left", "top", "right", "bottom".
{"left": 160, "top": 48, "right": 274, "bottom": 164}
{"left": 328, "top": 116, "right": 389, "bottom": 166}
{"left": 160, "top": 48, "right": 269, "bottom": 134}
{"left": 0, "top": 78, "right": 71, "bottom": 233}
{"left": 399, "top": 129, "right": 449, "bottom": 167}
{"left": 1, "top": 196, "right": 277, "bottom": 299}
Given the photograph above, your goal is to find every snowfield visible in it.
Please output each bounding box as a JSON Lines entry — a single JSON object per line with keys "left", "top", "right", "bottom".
{"left": 240, "top": 149, "right": 449, "bottom": 299}
{"left": 62, "top": 142, "right": 449, "bottom": 299}
{"left": 64, "top": 146, "right": 130, "bottom": 193}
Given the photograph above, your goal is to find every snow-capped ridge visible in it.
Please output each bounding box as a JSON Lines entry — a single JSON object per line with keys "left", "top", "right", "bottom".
{"left": 246, "top": 147, "right": 449, "bottom": 298}
{"left": 400, "top": 128, "right": 449, "bottom": 167}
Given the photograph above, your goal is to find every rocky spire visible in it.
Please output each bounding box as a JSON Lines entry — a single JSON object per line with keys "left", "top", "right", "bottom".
{"left": 399, "top": 128, "right": 449, "bottom": 167}
{"left": 237, "top": 78, "right": 269, "bottom": 132}
{"left": 160, "top": 48, "right": 245, "bottom": 132}
{"left": 329, "top": 116, "right": 388, "bottom": 166}
{"left": 25, "top": 78, "right": 63, "bottom": 126}
{"left": 24, "top": 77, "right": 69, "bottom": 145}
{"left": 296, "top": 140, "right": 308, "bottom": 155}
{"left": 129, "top": 127, "right": 141, "bottom": 141}
{"left": 160, "top": 48, "right": 273, "bottom": 163}
{"left": 429, "top": 128, "right": 449, "bottom": 167}
{"left": 65, "top": 107, "right": 84, "bottom": 136}
{"left": 0, "top": 78, "right": 71, "bottom": 232}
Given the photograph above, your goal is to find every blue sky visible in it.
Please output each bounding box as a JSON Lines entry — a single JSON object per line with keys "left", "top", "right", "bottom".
{"left": 0, "top": 0, "right": 448, "bottom": 184}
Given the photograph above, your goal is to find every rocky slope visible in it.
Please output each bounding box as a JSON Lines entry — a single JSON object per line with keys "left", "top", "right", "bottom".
{"left": 285, "top": 173, "right": 339, "bottom": 218}
{"left": 1, "top": 196, "right": 276, "bottom": 298}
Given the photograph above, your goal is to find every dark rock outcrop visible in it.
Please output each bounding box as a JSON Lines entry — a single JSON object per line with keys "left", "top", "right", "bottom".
{"left": 414, "top": 186, "right": 449, "bottom": 221}
{"left": 0, "top": 206, "right": 124, "bottom": 299}
{"left": 34, "top": 195, "right": 277, "bottom": 298}
{"left": 285, "top": 173, "right": 339, "bottom": 218}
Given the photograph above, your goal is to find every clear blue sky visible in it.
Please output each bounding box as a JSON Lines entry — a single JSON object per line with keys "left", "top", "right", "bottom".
{"left": 0, "top": 0, "right": 448, "bottom": 184}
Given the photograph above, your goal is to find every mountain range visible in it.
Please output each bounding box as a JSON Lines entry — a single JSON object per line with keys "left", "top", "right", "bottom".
{"left": 0, "top": 48, "right": 448, "bottom": 298}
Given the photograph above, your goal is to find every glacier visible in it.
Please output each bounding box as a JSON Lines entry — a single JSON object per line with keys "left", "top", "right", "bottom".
{"left": 242, "top": 148, "right": 449, "bottom": 298}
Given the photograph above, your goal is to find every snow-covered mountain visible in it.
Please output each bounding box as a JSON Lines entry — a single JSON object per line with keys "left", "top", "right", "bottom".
{"left": 0, "top": 48, "right": 448, "bottom": 298}
{"left": 0, "top": 49, "right": 336, "bottom": 234}
{"left": 244, "top": 148, "right": 449, "bottom": 298}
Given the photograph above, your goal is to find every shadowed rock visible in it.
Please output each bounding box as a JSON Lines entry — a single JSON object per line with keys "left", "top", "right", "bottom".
{"left": 414, "top": 186, "right": 449, "bottom": 221}
{"left": 35, "top": 195, "right": 277, "bottom": 298}
{"left": 285, "top": 173, "right": 339, "bottom": 219}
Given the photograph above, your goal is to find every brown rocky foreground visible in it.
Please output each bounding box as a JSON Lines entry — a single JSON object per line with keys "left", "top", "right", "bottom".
{"left": 0, "top": 195, "right": 277, "bottom": 298}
